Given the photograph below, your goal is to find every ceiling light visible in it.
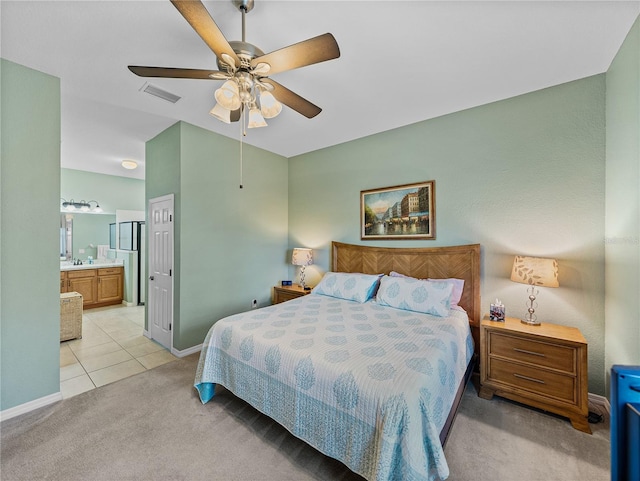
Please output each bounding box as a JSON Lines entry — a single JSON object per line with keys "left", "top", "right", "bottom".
{"left": 122, "top": 160, "right": 138, "bottom": 170}
{"left": 209, "top": 103, "right": 231, "bottom": 124}
{"left": 247, "top": 106, "right": 267, "bottom": 128}
{"left": 214, "top": 80, "right": 241, "bottom": 110}
{"left": 259, "top": 90, "right": 282, "bottom": 119}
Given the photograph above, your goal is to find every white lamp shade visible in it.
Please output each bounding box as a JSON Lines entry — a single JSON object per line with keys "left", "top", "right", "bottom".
{"left": 209, "top": 103, "right": 231, "bottom": 124}
{"left": 214, "top": 80, "right": 241, "bottom": 110}
{"left": 92, "top": 204, "right": 103, "bottom": 213}
{"left": 292, "top": 248, "right": 313, "bottom": 266}
{"left": 247, "top": 107, "right": 267, "bottom": 128}
{"left": 259, "top": 90, "right": 282, "bottom": 119}
{"left": 510, "top": 256, "right": 559, "bottom": 288}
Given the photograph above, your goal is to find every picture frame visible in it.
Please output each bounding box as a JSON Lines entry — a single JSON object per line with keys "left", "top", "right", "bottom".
{"left": 361, "top": 180, "right": 435, "bottom": 240}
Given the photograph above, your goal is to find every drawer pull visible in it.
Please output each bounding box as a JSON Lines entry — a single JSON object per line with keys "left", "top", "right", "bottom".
{"left": 513, "top": 347, "right": 545, "bottom": 357}
{"left": 514, "top": 373, "right": 546, "bottom": 384}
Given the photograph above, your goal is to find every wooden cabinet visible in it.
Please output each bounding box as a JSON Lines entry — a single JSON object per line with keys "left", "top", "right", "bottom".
{"left": 97, "top": 267, "right": 123, "bottom": 305}
{"left": 67, "top": 269, "right": 98, "bottom": 306}
{"left": 479, "top": 316, "right": 590, "bottom": 433}
{"left": 273, "top": 285, "right": 310, "bottom": 304}
{"left": 60, "top": 266, "right": 124, "bottom": 309}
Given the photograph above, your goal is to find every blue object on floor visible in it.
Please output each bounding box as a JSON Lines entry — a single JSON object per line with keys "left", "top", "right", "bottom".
{"left": 627, "top": 403, "right": 640, "bottom": 481}
{"left": 611, "top": 365, "right": 640, "bottom": 481}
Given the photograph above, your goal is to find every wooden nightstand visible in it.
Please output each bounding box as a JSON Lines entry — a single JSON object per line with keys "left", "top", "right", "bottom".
{"left": 272, "top": 285, "right": 310, "bottom": 304}
{"left": 479, "top": 315, "right": 590, "bottom": 433}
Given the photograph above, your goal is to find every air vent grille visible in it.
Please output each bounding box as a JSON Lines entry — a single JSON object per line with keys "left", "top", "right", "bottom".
{"left": 140, "top": 83, "right": 181, "bottom": 104}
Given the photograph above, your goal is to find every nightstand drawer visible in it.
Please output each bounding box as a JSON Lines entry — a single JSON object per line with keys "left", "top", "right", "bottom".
{"left": 273, "top": 285, "right": 309, "bottom": 304}
{"left": 489, "top": 332, "right": 576, "bottom": 373}
{"left": 488, "top": 358, "right": 576, "bottom": 403}
{"left": 277, "top": 290, "right": 302, "bottom": 302}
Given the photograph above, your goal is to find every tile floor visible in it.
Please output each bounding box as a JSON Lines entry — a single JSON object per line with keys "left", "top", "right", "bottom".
{"left": 60, "top": 304, "right": 178, "bottom": 399}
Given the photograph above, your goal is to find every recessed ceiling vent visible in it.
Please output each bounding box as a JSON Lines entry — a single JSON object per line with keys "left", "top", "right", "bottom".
{"left": 139, "top": 82, "right": 181, "bottom": 104}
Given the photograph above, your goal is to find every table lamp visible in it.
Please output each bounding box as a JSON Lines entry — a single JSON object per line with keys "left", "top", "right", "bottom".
{"left": 292, "top": 248, "right": 313, "bottom": 290}
{"left": 510, "top": 255, "right": 559, "bottom": 326}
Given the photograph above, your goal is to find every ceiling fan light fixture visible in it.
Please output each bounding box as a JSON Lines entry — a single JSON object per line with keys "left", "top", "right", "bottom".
{"left": 215, "top": 80, "right": 241, "bottom": 110}
{"left": 209, "top": 103, "right": 231, "bottom": 124}
{"left": 247, "top": 106, "right": 267, "bottom": 128}
{"left": 259, "top": 90, "right": 282, "bottom": 119}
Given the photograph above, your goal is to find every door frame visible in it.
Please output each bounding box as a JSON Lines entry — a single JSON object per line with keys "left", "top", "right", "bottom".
{"left": 146, "top": 193, "right": 174, "bottom": 351}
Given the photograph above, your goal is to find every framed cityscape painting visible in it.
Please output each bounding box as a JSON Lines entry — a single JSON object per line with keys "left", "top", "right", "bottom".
{"left": 361, "top": 180, "right": 435, "bottom": 240}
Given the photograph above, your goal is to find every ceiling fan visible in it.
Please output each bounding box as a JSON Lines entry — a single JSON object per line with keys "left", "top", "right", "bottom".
{"left": 128, "top": 0, "right": 340, "bottom": 128}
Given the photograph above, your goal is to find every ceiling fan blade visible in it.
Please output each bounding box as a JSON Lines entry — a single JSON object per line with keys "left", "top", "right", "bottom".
{"left": 230, "top": 108, "right": 242, "bottom": 122}
{"left": 251, "top": 33, "right": 340, "bottom": 76}
{"left": 171, "top": 0, "right": 240, "bottom": 68}
{"left": 128, "top": 66, "right": 228, "bottom": 79}
{"left": 261, "top": 79, "right": 321, "bottom": 119}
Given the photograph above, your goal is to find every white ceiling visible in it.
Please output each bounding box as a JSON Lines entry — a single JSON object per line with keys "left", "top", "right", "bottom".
{"left": 2, "top": 1, "right": 639, "bottom": 180}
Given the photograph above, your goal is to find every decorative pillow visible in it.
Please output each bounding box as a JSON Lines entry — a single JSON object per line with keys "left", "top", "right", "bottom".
{"left": 377, "top": 275, "right": 453, "bottom": 317}
{"left": 389, "top": 271, "right": 464, "bottom": 307}
{"left": 311, "top": 272, "right": 382, "bottom": 303}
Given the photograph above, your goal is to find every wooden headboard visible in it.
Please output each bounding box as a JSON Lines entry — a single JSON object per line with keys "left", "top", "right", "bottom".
{"left": 332, "top": 242, "right": 481, "bottom": 325}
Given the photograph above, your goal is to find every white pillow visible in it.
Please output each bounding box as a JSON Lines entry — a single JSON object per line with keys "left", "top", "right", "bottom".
{"left": 377, "top": 275, "right": 453, "bottom": 317}
{"left": 427, "top": 278, "right": 464, "bottom": 308}
{"left": 389, "top": 271, "right": 464, "bottom": 307}
{"left": 311, "top": 272, "right": 382, "bottom": 303}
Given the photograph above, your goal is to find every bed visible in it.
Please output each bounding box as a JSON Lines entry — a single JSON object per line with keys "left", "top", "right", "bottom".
{"left": 195, "top": 242, "right": 481, "bottom": 481}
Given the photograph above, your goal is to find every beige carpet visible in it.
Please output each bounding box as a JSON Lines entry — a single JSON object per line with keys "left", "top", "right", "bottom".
{"left": 0, "top": 353, "right": 609, "bottom": 481}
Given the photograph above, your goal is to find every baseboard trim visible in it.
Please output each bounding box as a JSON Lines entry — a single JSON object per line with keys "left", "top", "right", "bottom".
{"left": 0, "top": 392, "right": 62, "bottom": 422}
{"left": 171, "top": 343, "right": 203, "bottom": 358}
{"left": 588, "top": 392, "right": 611, "bottom": 415}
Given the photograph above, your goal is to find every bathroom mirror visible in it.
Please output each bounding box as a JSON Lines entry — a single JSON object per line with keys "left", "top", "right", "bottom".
{"left": 60, "top": 213, "right": 116, "bottom": 261}
{"left": 60, "top": 214, "right": 72, "bottom": 261}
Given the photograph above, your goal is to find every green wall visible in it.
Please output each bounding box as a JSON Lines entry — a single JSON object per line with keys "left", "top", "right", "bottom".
{"left": 1, "top": 59, "right": 61, "bottom": 411}
{"left": 145, "top": 122, "right": 181, "bottom": 342}
{"left": 605, "top": 15, "right": 640, "bottom": 387}
{"left": 146, "top": 122, "right": 289, "bottom": 351}
{"left": 61, "top": 168, "right": 145, "bottom": 215}
{"left": 289, "top": 76, "right": 607, "bottom": 395}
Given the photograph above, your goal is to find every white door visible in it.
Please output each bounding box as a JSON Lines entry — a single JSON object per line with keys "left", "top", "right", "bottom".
{"left": 148, "top": 194, "right": 174, "bottom": 350}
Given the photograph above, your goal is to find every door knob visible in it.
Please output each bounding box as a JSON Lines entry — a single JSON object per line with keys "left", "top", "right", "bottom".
{"left": 149, "top": 276, "right": 155, "bottom": 281}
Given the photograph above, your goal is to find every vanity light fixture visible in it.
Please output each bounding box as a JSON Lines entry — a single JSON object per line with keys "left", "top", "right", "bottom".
{"left": 61, "top": 199, "right": 103, "bottom": 213}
